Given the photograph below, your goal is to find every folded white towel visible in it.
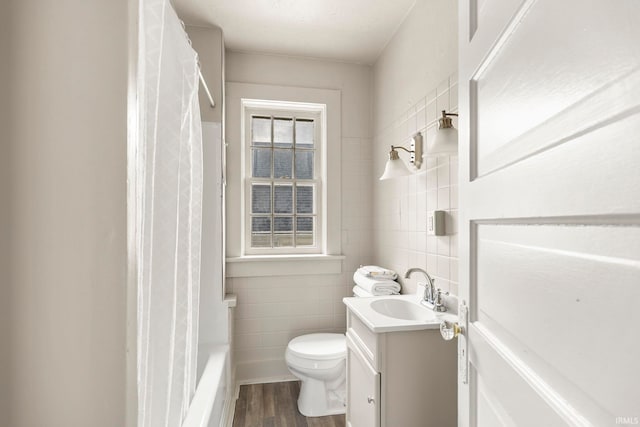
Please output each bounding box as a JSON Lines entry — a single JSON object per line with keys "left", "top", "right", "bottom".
{"left": 353, "top": 271, "right": 401, "bottom": 296}
{"left": 357, "top": 265, "right": 398, "bottom": 280}
{"left": 352, "top": 285, "right": 374, "bottom": 298}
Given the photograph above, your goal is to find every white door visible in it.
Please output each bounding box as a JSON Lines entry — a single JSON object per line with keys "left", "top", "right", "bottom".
{"left": 458, "top": 0, "right": 640, "bottom": 426}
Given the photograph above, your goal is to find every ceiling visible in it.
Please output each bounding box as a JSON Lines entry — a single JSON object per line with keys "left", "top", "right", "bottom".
{"left": 173, "top": 0, "right": 417, "bottom": 64}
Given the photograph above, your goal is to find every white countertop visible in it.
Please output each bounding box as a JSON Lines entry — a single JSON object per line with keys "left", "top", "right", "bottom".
{"left": 343, "top": 293, "right": 457, "bottom": 333}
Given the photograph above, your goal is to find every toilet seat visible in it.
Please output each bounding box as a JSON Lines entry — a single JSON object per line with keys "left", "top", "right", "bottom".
{"left": 286, "top": 333, "right": 346, "bottom": 371}
{"left": 287, "top": 333, "right": 346, "bottom": 360}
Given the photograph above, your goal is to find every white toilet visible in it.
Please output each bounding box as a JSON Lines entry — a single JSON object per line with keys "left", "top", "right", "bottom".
{"left": 285, "top": 268, "right": 391, "bottom": 417}
{"left": 285, "top": 333, "right": 347, "bottom": 417}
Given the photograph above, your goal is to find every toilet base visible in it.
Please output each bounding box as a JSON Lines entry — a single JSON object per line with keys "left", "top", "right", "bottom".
{"left": 297, "top": 376, "right": 346, "bottom": 417}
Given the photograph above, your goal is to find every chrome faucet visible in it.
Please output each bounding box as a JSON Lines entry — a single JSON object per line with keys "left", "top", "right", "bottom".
{"left": 404, "top": 267, "right": 448, "bottom": 312}
{"left": 404, "top": 267, "right": 436, "bottom": 305}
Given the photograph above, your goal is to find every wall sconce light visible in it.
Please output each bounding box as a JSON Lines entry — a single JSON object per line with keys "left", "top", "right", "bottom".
{"left": 379, "top": 132, "right": 423, "bottom": 180}
{"left": 428, "top": 110, "right": 458, "bottom": 155}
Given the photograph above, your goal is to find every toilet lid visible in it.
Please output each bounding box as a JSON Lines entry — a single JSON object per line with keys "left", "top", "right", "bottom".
{"left": 288, "top": 333, "right": 346, "bottom": 360}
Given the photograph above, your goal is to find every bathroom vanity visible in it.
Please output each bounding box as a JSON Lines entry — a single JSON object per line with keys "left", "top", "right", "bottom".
{"left": 343, "top": 295, "right": 457, "bottom": 427}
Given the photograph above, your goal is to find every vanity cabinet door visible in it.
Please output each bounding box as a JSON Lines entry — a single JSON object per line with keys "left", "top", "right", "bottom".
{"left": 346, "top": 334, "right": 380, "bottom": 427}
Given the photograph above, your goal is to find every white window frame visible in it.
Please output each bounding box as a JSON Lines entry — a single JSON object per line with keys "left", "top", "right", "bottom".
{"left": 241, "top": 99, "right": 327, "bottom": 255}
{"left": 225, "top": 83, "right": 343, "bottom": 277}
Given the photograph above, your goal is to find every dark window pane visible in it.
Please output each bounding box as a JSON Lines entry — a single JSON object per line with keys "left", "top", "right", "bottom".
{"left": 274, "top": 216, "right": 293, "bottom": 232}
{"left": 274, "top": 185, "right": 293, "bottom": 214}
{"left": 251, "top": 217, "right": 271, "bottom": 248}
{"left": 252, "top": 149, "right": 271, "bottom": 178}
{"left": 296, "top": 217, "right": 314, "bottom": 246}
{"left": 274, "top": 118, "right": 293, "bottom": 148}
{"left": 252, "top": 117, "right": 271, "bottom": 146}
{"left": 296, "top": 216, "right": 313, "bottom": 232}
{"left": 295, "top": 151, "right": 314, "bottom": 179}
{"left": 273, "top": 150, "right": 292, "bottom": 179}
{"left": 251, "top": 184, "right": 271, "bottom": 214}
{"left": 295, "top": 119, "right": 314, "bottom": 147}
{"left": 296, "top": 185, "right": 313, "bottom": 214}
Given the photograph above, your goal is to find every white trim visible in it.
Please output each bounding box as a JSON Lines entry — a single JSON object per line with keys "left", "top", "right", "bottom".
{"left": 226, "top": 255, "right": 345, "bottom": 278}
{"left": 225, "top": 82, "right": 342, "bottom": 277}
{"left": 222, "top": 293, "right": 237, "bottom": 308}
{"left": 126, "top": 0, "right": 139, "bottom": 425}
{"left": 226, "top": 254, "right": 345, "bottom": 263}
{"left": 219, "top": 370, "right": 237, "bottom": 427}
{"left": 241, "top": 103, "right": 324, "bottom": 255}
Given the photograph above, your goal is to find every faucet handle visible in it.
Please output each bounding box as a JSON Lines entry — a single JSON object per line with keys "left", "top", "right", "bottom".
{"left": 435, "top": 288, "right": 449, "bottom": 299}
{"left": 433, "top": 288, "right": 449, "bottom": 312}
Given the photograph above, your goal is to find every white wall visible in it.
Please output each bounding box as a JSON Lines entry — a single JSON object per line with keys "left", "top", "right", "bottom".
{"left": 7, "top": 0, "right": 129, "bottom": 425}
{"left": 185, "top": 24, "right": 230, "bottom": 351}
{"left": 373, "top": 0, "right": 457, "bottom": 134}
{"left": 225, "top": 51, "right": 373, "bottom": 381}
{"left": 186, "top": 25, "right": 224, "bottom": 124}
{"left": 0, "top": 0, "right": 10, "bottom": 423}
{"left": 372, "top": 0, "right": 459, "bottom": 295}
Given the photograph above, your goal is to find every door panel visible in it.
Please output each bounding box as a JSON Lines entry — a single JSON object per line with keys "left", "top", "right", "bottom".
{"left": 472, "top": 335, "right": 579, "bottom": 426}
{"left": 459, "top": 0, "right": 640, "bottom": 425}
{"left": 476, "top": 223, "right": 640, "bottom": 416}
{"left": 473, "top": 0, "right": 640, "bottom": 176}
{"left": 346, "top": 334, "right": 380, "bottom": 427}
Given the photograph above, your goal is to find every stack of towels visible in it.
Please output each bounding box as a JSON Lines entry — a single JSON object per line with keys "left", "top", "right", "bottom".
{"left": 352, "top": 265, "right": 401, "bottom": 297}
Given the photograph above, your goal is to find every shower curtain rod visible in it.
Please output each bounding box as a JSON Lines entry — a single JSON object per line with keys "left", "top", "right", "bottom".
{"left": 198, "top": 68, "right": 215, "bottom": 108}
{"left": 179, "top": 19, "right": 215, "bottom": 108}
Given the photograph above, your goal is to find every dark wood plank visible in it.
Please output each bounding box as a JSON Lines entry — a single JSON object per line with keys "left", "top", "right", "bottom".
{"left": 246, "top": 384, "right": 264, "bottom": 427}
{"left": 233, "top": 381, "right": 345, "bottom": 427}
{"left": 232, "top": 385, "right": 247, "bottom": 427}
{"left": 274, "top": 381, "right": 301, "bottom": 427}
{"left": 308, "top": 414, "right": 346, "bottom": 427}
{"left": 263, "top": 382, "right": 276, "bottom": 418}
{"left": 332, "top": 414, "right": 346, "bottom": 427}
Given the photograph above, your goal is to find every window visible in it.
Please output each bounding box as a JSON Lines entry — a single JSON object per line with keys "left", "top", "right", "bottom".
{"left": 243, "top": 101, "right": 324, "bottom": 255}
{"left": 226, "top": 84, "right": 342, "bottom": 276}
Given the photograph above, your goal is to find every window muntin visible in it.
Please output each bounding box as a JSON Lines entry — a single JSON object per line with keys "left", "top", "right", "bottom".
{"left": 245, "top": 108, "right": 323, "bottom": 254}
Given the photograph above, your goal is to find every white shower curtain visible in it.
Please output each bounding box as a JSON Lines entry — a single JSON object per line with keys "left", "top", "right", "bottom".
{"left": 137, "top": 0, "right": 203, "bottom": 425}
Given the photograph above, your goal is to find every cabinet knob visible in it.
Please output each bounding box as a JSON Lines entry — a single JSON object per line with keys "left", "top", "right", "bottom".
{"left": 440, "top": 320, "right": 463, "bottom": 341}
{"left": 367, "top": 397, "right": 375, "bottom": 404}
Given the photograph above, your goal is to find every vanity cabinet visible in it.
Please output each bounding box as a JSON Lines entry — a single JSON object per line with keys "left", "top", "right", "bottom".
{"left": 345, "top": 309, "right": 457, "bottom": 427}
{"left": 346, "top": 334, "right": 380, "bottom": 427}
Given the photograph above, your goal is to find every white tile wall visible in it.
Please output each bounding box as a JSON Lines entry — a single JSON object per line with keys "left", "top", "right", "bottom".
{"left": 228, "top": 135, "right": 373, "bottom": 381}
{"left": 372, "top": 74, "right": 459, "bottom": 296}
{"left": 227, "top": 259, "right": 361, "bottom": 380}
{"left": 225, "top": 51, "right": 373, "bottom": 382}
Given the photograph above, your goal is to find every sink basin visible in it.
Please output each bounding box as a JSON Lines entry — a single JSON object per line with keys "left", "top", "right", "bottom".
{"left": 369, "top": 299, "right": 435, "bottom": 321}
{"left": 343, "top": 294, "right": 456, "bottom": 332}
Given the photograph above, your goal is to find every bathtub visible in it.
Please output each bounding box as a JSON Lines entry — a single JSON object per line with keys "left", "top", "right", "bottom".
{"left": 182, "top": 344, "right": 233, "bottom": 427}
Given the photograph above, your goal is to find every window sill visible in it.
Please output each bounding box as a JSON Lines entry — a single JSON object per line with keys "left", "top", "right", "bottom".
{"left": 225, "top": 254, "right": 345, "bottom": 278}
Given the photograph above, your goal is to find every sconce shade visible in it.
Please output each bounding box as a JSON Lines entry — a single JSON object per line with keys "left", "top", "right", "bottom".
{"left": 430, "top": 126, "right": 458, "bottom": 155}
{"left": 379, "top": 149, "right": 411, "bottom": 180}
{"left": 428, "top": 110, "right": 458, "bottom": 156}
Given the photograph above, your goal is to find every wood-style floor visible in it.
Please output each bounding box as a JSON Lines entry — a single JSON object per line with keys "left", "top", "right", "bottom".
{"left": 232, "top": 381, "right": 346, "bottom": 427}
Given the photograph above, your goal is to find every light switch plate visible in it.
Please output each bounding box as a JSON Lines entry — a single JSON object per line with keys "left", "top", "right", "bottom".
{"left": 427, "top": 210, "right": 446, "bottom": 236}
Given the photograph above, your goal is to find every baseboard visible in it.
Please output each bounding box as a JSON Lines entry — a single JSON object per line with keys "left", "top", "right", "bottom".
{"left": 220, "top": 365, "right": 236, "bottom": 427}
{"left": 220, "top": 384, "right": 235, "bottom": 427}
{"left": 237, "top": 374, "right": 297, "bottom": 386}
{"left": 235, "top": 358, "right": 294, "bottom": 383}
